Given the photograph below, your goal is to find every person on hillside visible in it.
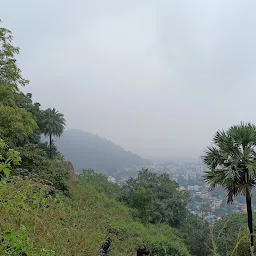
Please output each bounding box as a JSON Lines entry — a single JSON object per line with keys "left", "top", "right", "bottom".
{"left": 137, "top": 246, "right": 149, "bottom": 256}
{"left": 99, "top": 238, "right": 111, "bottom": 255}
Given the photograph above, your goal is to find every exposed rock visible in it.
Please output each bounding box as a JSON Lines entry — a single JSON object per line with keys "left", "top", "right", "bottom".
{"left": 64, "top": 161, "right": 76, "bottom": 182}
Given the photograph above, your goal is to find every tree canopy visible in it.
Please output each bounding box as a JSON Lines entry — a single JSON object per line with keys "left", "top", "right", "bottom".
{"left": 40, "top": 108, "right": 66, "bottom": 158}
{"left": 0, "top": 26, "right": 28, "bottom": 90}
{"left": 120, "top": 169, "right": 189, "bottom": 227}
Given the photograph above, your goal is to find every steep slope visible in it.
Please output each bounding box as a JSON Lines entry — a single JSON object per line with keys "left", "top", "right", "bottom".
{"left": 54, "top": 130, "right": 151, "bottom": 174}
{"left": 0, "top": 177, "right": 191, "bottom": 256}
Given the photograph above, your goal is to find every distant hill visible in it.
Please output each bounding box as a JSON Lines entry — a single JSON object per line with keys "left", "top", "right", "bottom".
{"left": 54, "top": 130, "right": 151, "bottom": 174}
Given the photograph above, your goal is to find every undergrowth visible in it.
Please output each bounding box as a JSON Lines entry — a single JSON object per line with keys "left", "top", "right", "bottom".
{"left": 0, "top": 177, "right": 190, "bottom": 256}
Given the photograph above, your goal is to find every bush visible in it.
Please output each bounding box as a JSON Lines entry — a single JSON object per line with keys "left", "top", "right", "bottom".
{"left": 0, "top": 228, "right": 55, "bottom": 256}
{"left": 14, "top": 144, "right": 69, "bottom": 191}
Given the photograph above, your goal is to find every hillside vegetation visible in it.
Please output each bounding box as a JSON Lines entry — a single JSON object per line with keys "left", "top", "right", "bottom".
{"left": 0, "top": 175, "right": 191, "bottom": 256}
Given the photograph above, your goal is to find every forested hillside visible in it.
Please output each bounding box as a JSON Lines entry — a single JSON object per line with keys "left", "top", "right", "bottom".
{"left": 54, "top": 129, "right": 151, "bottom": 174}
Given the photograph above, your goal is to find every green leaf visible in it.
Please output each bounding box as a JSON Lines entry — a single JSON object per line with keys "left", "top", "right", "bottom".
{"left": 3, "top": 167, "right": 10, "bottom": 178}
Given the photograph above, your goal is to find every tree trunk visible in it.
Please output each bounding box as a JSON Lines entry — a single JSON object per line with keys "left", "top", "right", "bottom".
{"left": 49, "top": 133, "right": 52, "bottom": 159}
{"left": 246, "top": 188, "right": 254, "bottom": 255}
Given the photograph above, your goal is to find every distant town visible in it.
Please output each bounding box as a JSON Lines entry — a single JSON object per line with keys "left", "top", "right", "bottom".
{"left": 108, "top": 159, "right": 249, "bottom": 223}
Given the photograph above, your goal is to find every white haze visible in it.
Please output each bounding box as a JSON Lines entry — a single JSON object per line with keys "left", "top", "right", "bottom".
{"left": 2, "top": 0, "right": 256, "bottom": 160}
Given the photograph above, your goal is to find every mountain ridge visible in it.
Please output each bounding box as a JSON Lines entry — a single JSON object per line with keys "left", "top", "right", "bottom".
{"left": 54, "top": 129, "right": 151, "bottom": 174}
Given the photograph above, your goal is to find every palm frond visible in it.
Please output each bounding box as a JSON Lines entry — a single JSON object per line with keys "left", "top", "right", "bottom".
{"left": 203, "top": 146, "right": 222, "bottom": 169}
{"left": 203, "top": 122, "right": 256, "bottom": 205}
{"left": 246, "top": 162, "right": 256, "bottom": 181}
{"left": 212, "top": 130, "right": 227, "bottom": 145}
{"left": 228, "top": 122, "right": 256, "bottom": 148}
{"left": 203, "top": 169, "right": 227, "bottom": 188}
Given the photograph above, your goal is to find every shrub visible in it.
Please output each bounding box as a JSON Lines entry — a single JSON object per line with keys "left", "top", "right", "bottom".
{"left": 14, "top": 143, "right": 69, "bottom": 192}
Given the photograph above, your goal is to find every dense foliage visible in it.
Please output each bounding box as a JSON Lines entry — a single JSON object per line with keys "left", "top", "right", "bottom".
{"left": 117, "top": 169, "right": 211, "bottom": 255}
{"left": 179, "top": 214, "right": 211, "bottom": 256}
{"left": 0, "top": 176, "right": 191, "bottom": 256}
{"left": 119, "top": 169, "right": 188, "bottom": 227}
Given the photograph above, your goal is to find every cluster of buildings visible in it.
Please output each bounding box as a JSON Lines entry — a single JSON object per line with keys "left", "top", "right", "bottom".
{"left": 160, "top": 160, "right": 248, "bottom": 221}
{"left": 107, "top": 159, "right": 249, "bottom": 222}
{"left": 182, "top": 183, "right": 247, "bottom": 222}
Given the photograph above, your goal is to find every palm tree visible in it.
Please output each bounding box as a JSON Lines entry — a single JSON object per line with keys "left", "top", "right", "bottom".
{"left": 203, "top": 122, "right": 256, "bottom": 255}
{"left": 40, "top": 108, "right": 66, "bottom": 158}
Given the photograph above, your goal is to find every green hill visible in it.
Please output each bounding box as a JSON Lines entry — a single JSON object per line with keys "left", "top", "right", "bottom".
{"left": 54, "top": 129, "right": 151, "bottom": 174}
{"left": 0, "top": 175, "right": 191, "bottom": 256}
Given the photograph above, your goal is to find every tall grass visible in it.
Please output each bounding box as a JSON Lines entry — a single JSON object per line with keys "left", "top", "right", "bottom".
{"left": 0, "top": 177, "right": 190, "bottom": 255}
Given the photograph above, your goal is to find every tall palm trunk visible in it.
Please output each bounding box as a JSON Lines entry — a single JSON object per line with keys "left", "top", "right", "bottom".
{"left": 49, "top": 133, "right": 52, "bottom": 159}
{"left": 246, "top": 187, "right": 254, "bottom": 255}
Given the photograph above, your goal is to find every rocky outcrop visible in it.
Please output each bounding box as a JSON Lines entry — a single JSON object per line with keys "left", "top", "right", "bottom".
{"left": 64, "top": 161, "right": 76, "bottom": 182}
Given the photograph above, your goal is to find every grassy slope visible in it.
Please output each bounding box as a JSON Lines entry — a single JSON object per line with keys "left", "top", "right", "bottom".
{"left": 0, "top": 177, "right": 190, "bottom": 256}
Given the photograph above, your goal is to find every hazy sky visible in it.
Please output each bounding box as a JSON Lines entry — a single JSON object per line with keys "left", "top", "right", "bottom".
{"left": 2, "top": 0, "right": 256, "bottom": 160}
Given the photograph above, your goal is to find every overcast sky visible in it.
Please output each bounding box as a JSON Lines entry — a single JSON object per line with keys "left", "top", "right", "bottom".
{"left": 2, "top": 0, "right": 256, "bottom": 160}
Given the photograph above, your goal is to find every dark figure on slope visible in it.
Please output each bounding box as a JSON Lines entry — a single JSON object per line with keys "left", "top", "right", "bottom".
{"left": 137, "top": 246, "right": 149, "bottom": 256}
{"left": 99, "top": 239, "right": 111, "bottom": 256}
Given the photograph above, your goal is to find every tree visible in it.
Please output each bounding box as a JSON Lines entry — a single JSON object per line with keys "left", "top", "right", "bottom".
{"left": 0, "top": 24, "right": 29, "bottom": 90}
{"left": 11, "top": 92, "right": 44, "bottom": 146}
{"left": 130, "top": 186, "right": 155, "bottom": 222}
{"left": 13, "top": 92, "right": 41, "bottom": 119}
{"left": 203, "top": 122, "right": 256, "bottom": 255}
{"left": 40, "top": 108, "right": 66, "bottom": 158}
{"left": 0, "top": 105, "right": 38, "bottom": 146}
{"left": 0, "top": 23, "right": 40, "bottom": 148}
{"left": 120, "top": 169, "right": 189, "bottom": 227}
{"left": 14, "top": 143, "right": 69, "bottom": 192}
{"left": 179, "top": 213, "right": 210, "bottom": 256}
{"left": 0, "top": 85, "right": 15, "bottom": 106}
